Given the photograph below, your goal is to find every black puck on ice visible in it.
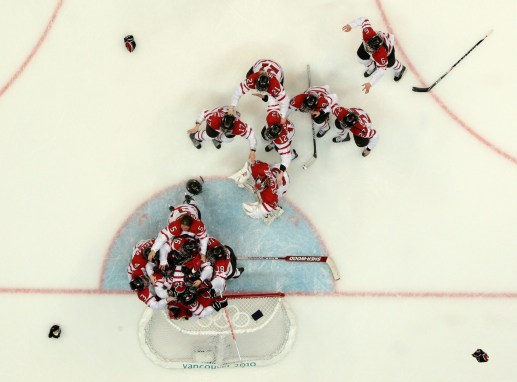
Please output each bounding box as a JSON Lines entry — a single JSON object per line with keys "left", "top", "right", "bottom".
{"left": 251, "top": 310, "right": 263, "bottom": 321}
{"left": 48, "top": 325, "right": 61, "bottom": 339}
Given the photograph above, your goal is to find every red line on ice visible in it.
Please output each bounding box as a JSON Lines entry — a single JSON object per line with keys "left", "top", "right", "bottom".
{"left": 1, "top": 287, "right": 517, "bottom": 299}
{"left": 375, "top": 0, "right": 517, "bottom": 165}
{"left": 0, "top": 0, "right": 63, "bottom": 98}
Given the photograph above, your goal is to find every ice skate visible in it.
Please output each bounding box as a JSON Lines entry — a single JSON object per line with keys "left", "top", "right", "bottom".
{"left": 332, "top": 134, "right": 351, "bottom": 143}
{"left": 265, "top": 142, "right": 275, "bottom": 152}
{"left": 394, "top": 65, "right": 406, "bottom": 82}
{"left": 233, "top": 267, "right": 245, "bottom": 279}
{"left": 212, "top": 139, "right": 222, "bottom": 149}
{"left": 189, "top": 133, "right": 201, "bottom": 149}
{"left": 364, "top": 63, "right": 376, "bottom": 78}
{"left": 316, "top": 126, "right": 330, "bottom": 138}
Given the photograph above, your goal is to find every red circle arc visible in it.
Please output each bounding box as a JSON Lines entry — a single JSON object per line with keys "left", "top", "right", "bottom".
{"left": 375, "top": 0, "right": 517, "bottom": 165}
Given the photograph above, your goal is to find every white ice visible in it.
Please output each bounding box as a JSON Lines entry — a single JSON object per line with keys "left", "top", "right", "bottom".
{"left": 0, "top": 0, "right": 516, "bottom": 381}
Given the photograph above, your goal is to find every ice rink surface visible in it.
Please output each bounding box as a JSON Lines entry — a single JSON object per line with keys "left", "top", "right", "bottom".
{"left": 1, "top": 0, "right": 516, "bottom": 381}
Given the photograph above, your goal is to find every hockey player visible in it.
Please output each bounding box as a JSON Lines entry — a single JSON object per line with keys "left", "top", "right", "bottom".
{"left": 127, "top": 239, "right": 154, "bottom": 281}
{"left": 206, "top": 237, "right": 244, "bottom": 295}
{"left": 177, "top": 284, "right": 228, "bottom": 320}
{"left": 168, "top": 235, "right": 213, "bottom": 287}
{"left": 187, "top": 106, "right": 257, "bottom": 162}
{"left": 228, "top": 59, "right": 289, "bottom": 123}
{"left": 129, "top": 276, "right": 175, "bottom": 310}
{"left": 262, "top": 104, "right": 297, "bottom": 170}
{"left": 331, "top": 104, "right": 379, "bottom": 157}
{"left": 148, "top": 202, "right": 209, "bottom": 268}
{"left": 342, "top": 17, "right": 406, "bottom": 94}
{"left": 288, "top": 85, "right": 338, "bottom": 138}
{"left": 229, "top": 160, "right": 289, "bottom": 224}
{"left": 149, "top": 272, "right": 173, "bottom": 299}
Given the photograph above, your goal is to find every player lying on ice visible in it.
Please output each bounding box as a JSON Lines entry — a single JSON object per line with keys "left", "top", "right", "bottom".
{"left": 229, "top": 160, "right": 289, "bottom": 225}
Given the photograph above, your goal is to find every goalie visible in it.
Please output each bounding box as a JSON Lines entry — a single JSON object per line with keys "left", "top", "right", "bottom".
{"left": 229, "top": 160, "right": 289, "bottom": 224}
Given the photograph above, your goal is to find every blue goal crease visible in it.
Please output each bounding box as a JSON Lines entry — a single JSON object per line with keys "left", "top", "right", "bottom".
{"left": 102, "top": 179, "right": 334, "bottom": 293}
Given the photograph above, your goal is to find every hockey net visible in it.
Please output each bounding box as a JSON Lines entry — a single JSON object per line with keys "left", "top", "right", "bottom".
{"left": 139, "top": 292, "right": 295, "bottom": 369}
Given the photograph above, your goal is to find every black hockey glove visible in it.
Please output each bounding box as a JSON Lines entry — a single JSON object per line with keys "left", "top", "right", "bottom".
{"left": 212, "top": 299, "right": 228, "bottom": 312}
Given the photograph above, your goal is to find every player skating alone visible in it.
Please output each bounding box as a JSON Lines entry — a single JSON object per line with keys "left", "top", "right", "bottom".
{"left": 206, "top": 237, "right": 244, "bottom": 296}
{"left": 342, "top": 17, "right": 406, "bottom": 94}
{"left": 187, "top": 106, "right": 257, "bottom": 162}
{"left": 229, "top": 160, "right": 290, "bottom": 224}
{"left": 262, "top": 104, "right": 298, "bottom": 170}
{"left": 331, "top": 105, "right": 379, "bottom": 157}
{"left": 289, "top": 85, "right": 338, "bottom": 138}
{"left": 228, "top": 59, "right": 289, "bottom": 123}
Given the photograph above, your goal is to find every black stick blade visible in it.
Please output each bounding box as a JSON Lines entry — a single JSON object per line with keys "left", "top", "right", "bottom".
{"left": 412, "top": 86, "right": 430, "bottom": 92}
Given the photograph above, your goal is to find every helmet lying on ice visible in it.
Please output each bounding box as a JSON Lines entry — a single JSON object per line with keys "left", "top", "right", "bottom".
{"left": 186, "top": 179, "right": 202, "bottom": 195}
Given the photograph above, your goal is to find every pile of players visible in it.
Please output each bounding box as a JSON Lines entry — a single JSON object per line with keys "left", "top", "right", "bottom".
{"left": 128, "top": 179, "right": 244, "bottom": 320}
{"left": 186, "top": 17, "right": 406, "bottom": 224}
{"left": 128, "top": 17, "right": 407, "bottom": 317}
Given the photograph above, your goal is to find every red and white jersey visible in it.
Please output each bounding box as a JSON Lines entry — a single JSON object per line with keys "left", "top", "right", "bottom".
{"left": 271, "top": 164, "right": 289, "bottom": 197}
{"left": 152, "top": 273, "right": 173, "bottom": 299}
{"left": 167, "top": 203, "right": 200, "bottom": 224}
{"left": 349, "top": 17, "right": 396, "bottom": 85}
{"left": 168, "top": 251, "right": 213, "bottom": 290}
{"left": 250, "top": 59, "right": 284, "bottom": 83}
{"left": 152, "top": 204, "right": 208, "bottom": 259}
{"left": 250, "top": 161, "right": 290, "bottom": 212}
{"left": 332, "top": 105, "right": 376, "bottom": 139}
{"left": 266, "top": 106, "right": 296, "bottom": 169}
{"left": 289, "top": 86, "right": 337, "bottom": 115}
{"left": 231, "top": 72, "right": 289, "bottom": 117}
{"left": 137, "top": 286, "right": 168, "bottom": 310}
{"left": 127, "top": 239, "right": 154, "bottom": 281}
{"left": 187, "top": 289, "right": 219, "bottom": 319}
{"left": 195, "top": 106, "right": 257, "bottom": 150}
{"left": 207, "top": 237, "right": 234, "bottom": 282}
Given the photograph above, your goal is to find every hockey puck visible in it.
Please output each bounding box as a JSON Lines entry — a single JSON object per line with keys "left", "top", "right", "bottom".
{"left": 251, "top": 310, "right": 263, "bottom": 321}
{"left": 302, "top": 165, "right": 307, "bottom": 170}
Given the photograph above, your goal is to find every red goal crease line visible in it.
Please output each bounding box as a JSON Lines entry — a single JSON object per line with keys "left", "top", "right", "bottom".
{"left": 1, "top": 287, "right": 517, "bottom": 299}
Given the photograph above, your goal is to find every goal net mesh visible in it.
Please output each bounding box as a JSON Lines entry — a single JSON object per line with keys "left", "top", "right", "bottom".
{"left": 139, "top": 293, "right": 295, "bottom": 368}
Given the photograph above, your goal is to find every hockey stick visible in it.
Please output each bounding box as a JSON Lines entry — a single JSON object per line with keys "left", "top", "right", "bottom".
{"left": 302, "top": 64, "right": 317, "bottom": 170}
{"left": 237, "top": 255, "right": 341, "bottom": 281}
{"left": 412, "top": 29, "right": 493, "bottom": 92}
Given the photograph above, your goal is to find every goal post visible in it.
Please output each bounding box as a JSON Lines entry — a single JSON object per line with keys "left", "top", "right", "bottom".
{"left": 139, "top": 292, "right": 296, "bottom": 369}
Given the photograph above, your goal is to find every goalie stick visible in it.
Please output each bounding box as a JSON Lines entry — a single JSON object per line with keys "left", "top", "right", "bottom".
{"left": 412, "top": 29, "right": 493, "bottom": 92}
{"left": 237, "top": 255, "right": 341, "bottom": 281}
{"left": 302, "top": 64, "right": 317, "bottom": 170}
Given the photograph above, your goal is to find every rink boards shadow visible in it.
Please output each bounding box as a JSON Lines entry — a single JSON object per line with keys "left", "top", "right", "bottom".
{"left": 102, "top": 179, "right": 334, "bottom": 293}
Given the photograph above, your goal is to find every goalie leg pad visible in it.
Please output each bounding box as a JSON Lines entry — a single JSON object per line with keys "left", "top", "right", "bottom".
{"left": 243, "top": 202, "right": 267, "bottom": 219}
{"left": 262, "top": 207, "right": 284, "bottom": 225}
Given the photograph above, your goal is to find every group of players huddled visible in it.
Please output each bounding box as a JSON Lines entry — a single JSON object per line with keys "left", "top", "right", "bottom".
{"left": 128, "top": 180, "right": 244, "bottom": 319}
{"left": 128, "top": 17, "right": 406, "bottom": 318}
